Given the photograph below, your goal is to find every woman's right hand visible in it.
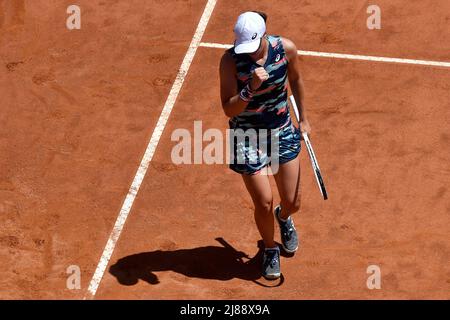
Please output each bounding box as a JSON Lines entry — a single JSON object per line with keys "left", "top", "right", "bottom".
{"left": 249, "top": 67, "right": 269, "bottom": 91}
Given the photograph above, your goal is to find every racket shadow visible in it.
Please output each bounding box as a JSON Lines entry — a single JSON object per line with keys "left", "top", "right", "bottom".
{"left": 109, "top": 237, "right": 281, "bottom": 287}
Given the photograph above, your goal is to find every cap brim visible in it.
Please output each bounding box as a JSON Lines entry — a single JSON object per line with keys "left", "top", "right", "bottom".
{"left": 234, "top": 39, "right": 260, "bottom": 54}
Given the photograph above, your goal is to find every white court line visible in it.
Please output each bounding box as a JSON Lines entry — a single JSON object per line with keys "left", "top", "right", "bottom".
{"left": 85, "top": 0, "right": 217, "bottom": 299}
{"left": 199, "top": 42, "right": 450, "bottom": 68}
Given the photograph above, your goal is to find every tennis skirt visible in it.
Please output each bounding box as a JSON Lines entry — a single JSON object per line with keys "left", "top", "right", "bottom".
{"left": 229, "top": 119, "right": 301, "bottom": 175}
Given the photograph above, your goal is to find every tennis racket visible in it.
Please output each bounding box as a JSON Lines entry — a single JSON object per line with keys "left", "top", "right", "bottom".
{"left": 289, "top": 95, "right": 328, "bottom": 200}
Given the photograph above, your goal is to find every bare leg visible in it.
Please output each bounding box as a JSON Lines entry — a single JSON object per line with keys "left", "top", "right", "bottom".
{"left": 274, "top": 156, "right": 301, "bottom": 220}
{"left": 242, "top": 168, "right": 276, "bottom": 248}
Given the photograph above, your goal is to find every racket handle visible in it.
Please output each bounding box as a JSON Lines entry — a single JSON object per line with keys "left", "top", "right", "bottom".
{"left": 302, "top": 132, "right": 309, "bottom": 142}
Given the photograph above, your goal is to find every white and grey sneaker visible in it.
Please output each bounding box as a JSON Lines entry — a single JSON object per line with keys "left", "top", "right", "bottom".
{"left": 275, "top": 205, "right": 299, "bottom": 254}
{"left": 262, "top": 247, "right": 281, "bottom": 279}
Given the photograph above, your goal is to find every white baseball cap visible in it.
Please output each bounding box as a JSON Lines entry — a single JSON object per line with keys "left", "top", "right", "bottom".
{"left": 233, "top": 12, "right": 266, "bottom": 54}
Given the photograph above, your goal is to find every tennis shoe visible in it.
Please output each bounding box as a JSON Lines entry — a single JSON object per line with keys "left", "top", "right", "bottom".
{"left": 275, "top": 205, "right": 299, "bottom": 253}
{"left": 262, "top": 247, "right": 281, "bottom": 279}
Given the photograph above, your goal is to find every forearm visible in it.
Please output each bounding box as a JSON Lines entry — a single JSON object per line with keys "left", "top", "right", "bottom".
{"left": 222, "top": 81, "right": 259, "bottom": 119}
{"left": 222, "top": 94, "right": 249, "bottom": 118}
{"left": 290, "top": 78, "right": 308, "bottom": 121}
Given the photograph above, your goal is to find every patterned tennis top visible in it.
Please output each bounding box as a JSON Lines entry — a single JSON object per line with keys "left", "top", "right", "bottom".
{"left": 228, "top": 35, "right": 290, "bottom": 130}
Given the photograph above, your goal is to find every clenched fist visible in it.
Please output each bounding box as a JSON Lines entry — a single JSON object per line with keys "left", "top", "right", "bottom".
{"left": 249, "top": 67, "right": 269, "bottom": 91}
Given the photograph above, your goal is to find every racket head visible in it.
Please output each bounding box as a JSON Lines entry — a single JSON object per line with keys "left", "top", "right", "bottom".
{"left": 315, "top": 169, "right": 328, "bottom": 200}
{"left": 303, "top": 133, "right": 328, "bottom": 200}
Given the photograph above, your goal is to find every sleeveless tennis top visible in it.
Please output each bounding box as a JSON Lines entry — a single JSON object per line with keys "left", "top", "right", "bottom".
{"left": 228, "top": 35, "right": 290, "bottom": 130}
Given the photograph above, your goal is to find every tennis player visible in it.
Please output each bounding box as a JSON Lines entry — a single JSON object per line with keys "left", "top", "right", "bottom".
{"left": 219, "top": 11, "right": 311, "bottom": 279}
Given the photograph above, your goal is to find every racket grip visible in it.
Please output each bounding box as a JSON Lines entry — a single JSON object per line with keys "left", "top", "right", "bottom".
{"left": 302, "top": 132, "right": 309, "bottom": 141}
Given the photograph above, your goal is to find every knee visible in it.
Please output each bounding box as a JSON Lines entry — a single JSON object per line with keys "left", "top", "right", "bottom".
{"left": 254, "top": 197, "right": 273, "bottom": 214}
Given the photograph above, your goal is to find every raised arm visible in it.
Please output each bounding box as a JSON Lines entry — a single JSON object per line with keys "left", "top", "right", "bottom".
{"left": 219, "top": 52, "right": 268, "bottom": 118}
{"left": 219, "top": 52, "right": 248, "bottom": 118}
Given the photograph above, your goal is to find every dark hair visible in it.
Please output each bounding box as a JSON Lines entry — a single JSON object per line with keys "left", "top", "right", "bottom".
{"left": 252, "top": 11, "right": 268, "bottom": 23}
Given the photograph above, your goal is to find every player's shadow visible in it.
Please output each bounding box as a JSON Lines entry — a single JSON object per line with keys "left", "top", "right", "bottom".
{"left": 109, "top": 238, "right": 284, "bottom": 286}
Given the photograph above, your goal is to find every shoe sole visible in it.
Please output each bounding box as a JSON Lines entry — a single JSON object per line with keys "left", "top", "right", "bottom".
{"left": 274, "top": 206, "right": 299, "bottom": 254}
{"left": 263, "top": 272, "right": 281, "bottom": 280}
{"left": 280, "top": 241, "right": 298, "bottom": 254}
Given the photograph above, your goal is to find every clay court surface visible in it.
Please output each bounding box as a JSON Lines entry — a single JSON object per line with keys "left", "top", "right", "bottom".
{"left": 1, "top": 0, "right": 449, "bottom": 299}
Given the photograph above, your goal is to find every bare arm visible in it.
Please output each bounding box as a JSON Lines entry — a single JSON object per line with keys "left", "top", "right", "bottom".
{"left": 282, "top": 37, "right": 311, "bottom": 133}
{"left": 219, "top": 52, "right": 248, "bottom": 118}
{"left": 219, "top": 52, "right": 268, "bottom": 118}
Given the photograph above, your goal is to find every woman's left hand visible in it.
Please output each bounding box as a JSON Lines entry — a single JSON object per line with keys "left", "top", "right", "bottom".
{"left": 299, "top": 119, "right": 311, "bottom": 135}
